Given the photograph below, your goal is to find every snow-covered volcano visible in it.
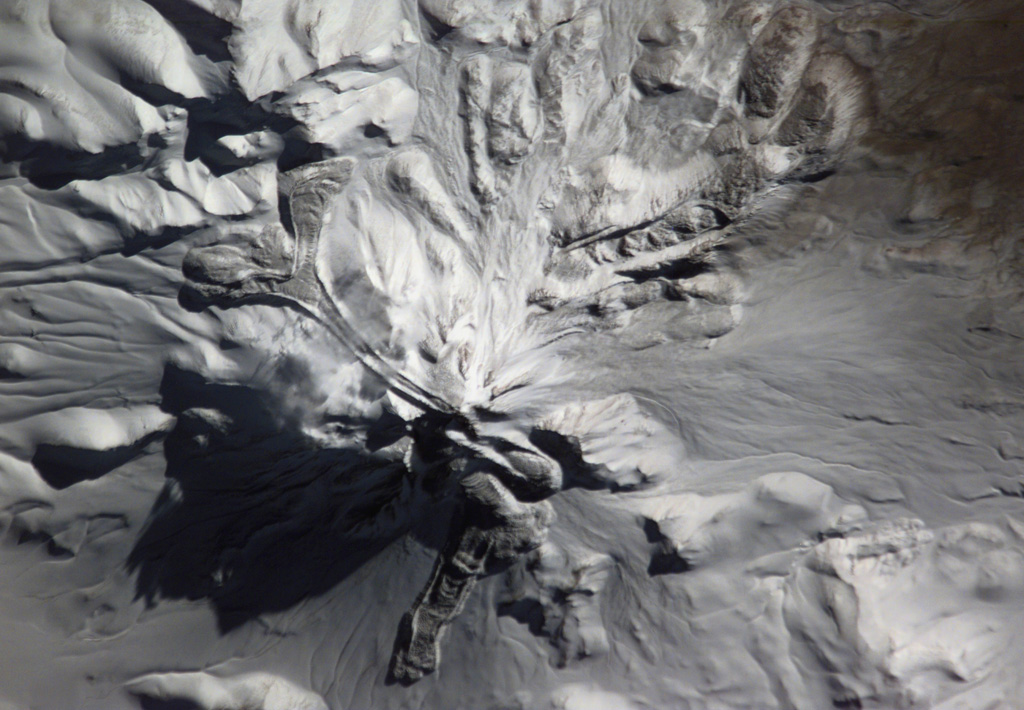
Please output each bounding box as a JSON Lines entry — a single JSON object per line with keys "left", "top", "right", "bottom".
{"left": 1, "top": 0, "right": 1023, "bottom": 708}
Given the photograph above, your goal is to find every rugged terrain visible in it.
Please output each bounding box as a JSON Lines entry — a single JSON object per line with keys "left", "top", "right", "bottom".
{"left": 1, "top": 0, "right": 1024, "bottom": 708}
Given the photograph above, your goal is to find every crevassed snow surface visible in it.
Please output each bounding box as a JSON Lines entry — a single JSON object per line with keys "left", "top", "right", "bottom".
{"left": 1, "top": 0, "right": 1024, "bottom": 708}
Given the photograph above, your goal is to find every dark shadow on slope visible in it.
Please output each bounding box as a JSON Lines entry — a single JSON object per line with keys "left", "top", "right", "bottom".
{"left": 642, "top": 518, "right": 691, "bottom": 576}
{"left": 496, "top": 597, "right": 547, "bottom": 636}
{"left": 121, "top": 226, "right": 198, "bottom": 257}
{"left": 139, "top": 0, "right": 235, "bottom": 63}
{"left": 9, "top": 140, "right": 148, "bottom": 190}
{"left": 528, "top": 428, "right": 629, "bottom": 493}
{"left": 418, "top": 6, "right": 458, "bottom": 43}
{"left": 32, "top": 431, "right": 164, "bottom": 490}
{"left": 10, "top": 75, "right": 318, "bottom": 190}
{"left": 177, "top": 92, "right": 319, "bottom": 177}
{"left": 616, "top": 252, "right": 714, "bottom": 282}
{"left": 136, "top": 697, "right": 202, "bottom": 710}
{"left": 128, "top": 364, "right": 437, "bottom": 632}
